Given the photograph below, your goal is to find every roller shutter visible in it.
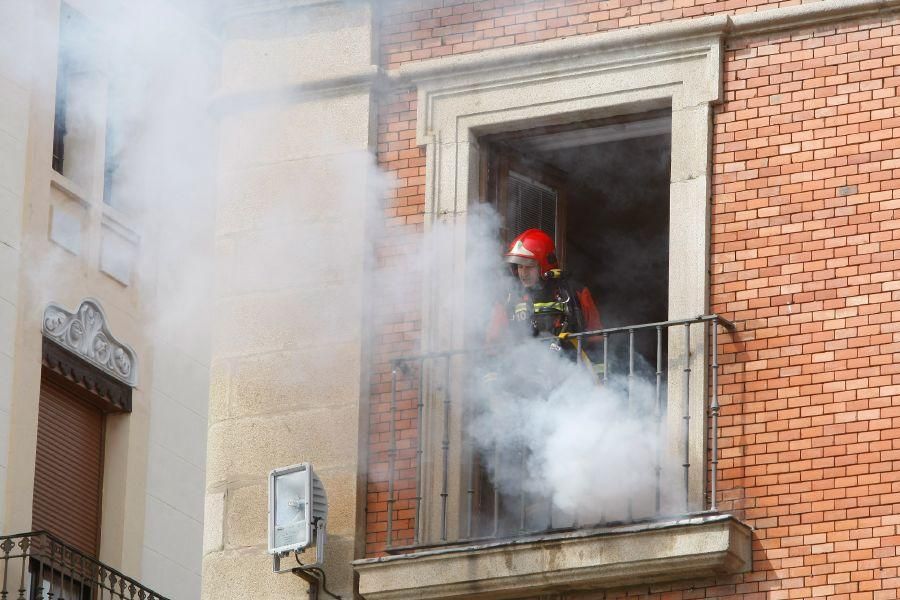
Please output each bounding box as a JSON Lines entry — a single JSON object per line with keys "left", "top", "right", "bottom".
{"left": 32, "top": 373, "right": 104, "bottom": 558}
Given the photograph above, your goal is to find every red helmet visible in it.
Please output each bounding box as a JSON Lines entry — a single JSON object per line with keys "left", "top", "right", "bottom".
{"left": 504, "top": 229, "right": 558, "bottom": 273}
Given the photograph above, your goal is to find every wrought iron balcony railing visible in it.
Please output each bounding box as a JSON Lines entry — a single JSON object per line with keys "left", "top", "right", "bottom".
{"left": 381, "top": 314, "right": 735, "bottom": 552}
{"left": 0, "top": 531, "right": 169, "bottom": 600}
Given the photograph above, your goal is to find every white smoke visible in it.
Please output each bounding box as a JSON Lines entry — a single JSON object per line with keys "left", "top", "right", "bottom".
{"left": 437, "top": 207, "right": 680, "bottom": 529}
{"left": 363, "top": 141, "right": 680, "bottom": 532}
{"left": 0, "top": 3, "right": 221, "bottom": 599}
{"left": 16, "top": 0, "right": 218, "bottom": 338}
{"left": 18, "top": 0, "right": 686, "bottom": 583}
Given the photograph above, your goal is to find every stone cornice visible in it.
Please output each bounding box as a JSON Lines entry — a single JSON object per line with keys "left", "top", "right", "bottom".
{"left": 730, "top": 0, "right": 900, "bottom": 36}
{"left": 209, "top": 65, "right": 381, "bottom": 116}
{"left": 218, "top": 0, "right": 343, "bottom": 25}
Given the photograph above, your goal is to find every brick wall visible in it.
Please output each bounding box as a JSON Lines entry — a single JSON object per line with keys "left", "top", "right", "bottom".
{"left": 380, "top": 0, "right": 811, "bottom": 69}
{"left": 366, "top": 6, "right": 900, "bottom": 598}
{"left": 366, "top": 89, "right": 426, "bottom": 555}
{"left": 705, "top": 16, "right": 900, "bottom": 599}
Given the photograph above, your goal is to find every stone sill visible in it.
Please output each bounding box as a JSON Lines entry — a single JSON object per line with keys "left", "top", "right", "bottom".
{"left": 354, "top": 514, "right": 752, "bottom": 600}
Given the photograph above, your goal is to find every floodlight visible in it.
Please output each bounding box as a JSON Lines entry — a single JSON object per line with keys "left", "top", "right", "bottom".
{"left": 268, "top": 463, "right": 327, "bottom": 559}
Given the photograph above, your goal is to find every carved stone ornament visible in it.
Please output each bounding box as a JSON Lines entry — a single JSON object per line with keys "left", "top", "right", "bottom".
{"left": 42, "top": 299, "right": 138, "bottom": 387}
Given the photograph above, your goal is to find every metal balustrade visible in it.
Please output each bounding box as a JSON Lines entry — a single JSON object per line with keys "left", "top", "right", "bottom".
{"left": 383, "top": 314, "right": 735, "bottom": 551}
{"left": 0, "top": 532, "right": 169, "bottom": 600}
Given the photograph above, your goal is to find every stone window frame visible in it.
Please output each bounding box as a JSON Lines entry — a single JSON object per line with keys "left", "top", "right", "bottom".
{"left": 394, "top": 17, "right": 726, "bottom": 544}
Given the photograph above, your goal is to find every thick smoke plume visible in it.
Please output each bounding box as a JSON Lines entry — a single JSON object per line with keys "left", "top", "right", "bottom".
{"left": 422, "top": 205, "right": 680, "bottom": 529}
{"left": 20, "top": 3, "right": 684, "bottom": 583}
{"left": 20, "top": 0, "right": 218, "bottom": 340}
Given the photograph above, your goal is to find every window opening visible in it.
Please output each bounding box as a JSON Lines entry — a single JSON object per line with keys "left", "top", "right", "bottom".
{"left": 482, "top": 110, "right": 671, "bottom": 368}
{"left": 51, "top": 5, "right": 81, "bottom": 174}
{"left": 30, "top": 559, "right": 92, "bottom": 600}
{"left": 101, "top": 73, "right": 142, "bottom": 216}
{"left": 51, "top": 64, "right": 68, "bottom": 173}
{"left": 103, "top": 110, "right": 121, "bottom": 206}
{"left": 474, "top": 111, "right": 672, "bottom": 537}
{"left": 51, "top": 5, "right": 100, "bottom": 190}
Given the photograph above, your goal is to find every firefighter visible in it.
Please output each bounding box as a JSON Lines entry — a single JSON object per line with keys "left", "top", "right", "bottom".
{"left": 477, "top": 229, "right": 602, "bottom": 535}
{"left": 487, "top": 228, "right": 601, "bottom": 354}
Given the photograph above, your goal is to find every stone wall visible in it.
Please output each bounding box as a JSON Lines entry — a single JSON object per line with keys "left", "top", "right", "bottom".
{"left": 202, "top": 2, "right": 377, "bottom": 598}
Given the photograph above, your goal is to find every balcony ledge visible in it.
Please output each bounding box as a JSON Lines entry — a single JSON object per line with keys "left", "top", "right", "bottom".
{"left": 354, "top": 513, "right": 752, "bottom": 600}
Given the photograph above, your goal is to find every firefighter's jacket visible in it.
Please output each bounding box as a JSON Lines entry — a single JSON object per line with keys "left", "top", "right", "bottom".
{"left": 486, "top": 275, "right": 601, "bottom": 346}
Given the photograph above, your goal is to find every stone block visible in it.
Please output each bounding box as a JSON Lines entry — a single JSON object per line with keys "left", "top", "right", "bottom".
{"left": 308, "top": 467, "right": 359, "bottom": 539}
{"left": 0, "top": 185, "right": 22, "bottom": 249}
{"left": 211, "top": 289, "right": 363, "bottom": 359}
{"left": 670, "top": 104, "right": 712, "bottom": 184}
{"left": 0, "top": 353, "right": 11, "bottom": 414}
{"left": 202, "top": 548, "right": 309, "bottom": 600}
{"left": 668, "top": 176, "right": 710, "bottom": 318}
{"left": 0, "top": 463, "right": 6, "bottom": 532}
{"left": 218, "top": 92, "right": 372, "bottom": 170}
{"left": 227, "top": 347, "right": 362, "bottom": 420}
{"left": 143, "top": 494, "right": 204, "bottom": 574}
{"left": 203, "top": 492, "right": 225, "bottom": 555}
{"left": 141, "top": 545, "right": 201, "bottom": 600}
{"left": 220, "top": 219, "right": 365, "bottom": 298}
{"left": 48, "top": 202, "right": 84, "bottom": 255}
{"left": 0, "top": 77, "right": 28, "bottom": 142}
{"left": 205, "top": 405, "right": 360, "bottom": 485}
{"left": 215, "top": 151, "right": 374, "bottom": 238}
{"left": 99, "top": 220, "right": 139, "bottom": 286}
{"left": 0, "top": 299, "right": 14, "bottom": 357}
{"left": 0, "top": 408, "right": 9, "bottom": 471}
{"left": 317, "top": 528, "right": 357, "bottom": 598}
{"left": 207, "top": 359, "right": 231, "bottom": 425}
{"left": 147, "top": 442, "right": 206, "bottom": 522}
{"left": 225, "top": 483, "right": 267, "bottom": 548}
{"left": 152, "top": 346, "right": 211, "bottom": 419}
{"left": 0, "top": 241, "right": 18, "bottom": 304}
{"left": 220, "top": 2, "right": 373, "bottom": 94}
{"left": 148, "top": 390, "right": 208, "bottom": 469}
{"left": 0, "top": 2, "right": 32, "bottom": 89}
{"left": 0, "top": 131, "right": 26, "bottom": 198}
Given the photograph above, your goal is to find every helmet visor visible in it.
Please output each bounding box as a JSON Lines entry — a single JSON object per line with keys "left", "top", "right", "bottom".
{"left": 505, "top": 255, "right": 538, "bottom": 267}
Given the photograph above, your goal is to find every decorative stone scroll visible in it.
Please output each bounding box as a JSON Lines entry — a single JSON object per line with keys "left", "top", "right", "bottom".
{"left": 42, "top": 299, "right": 138, "bottom": 387}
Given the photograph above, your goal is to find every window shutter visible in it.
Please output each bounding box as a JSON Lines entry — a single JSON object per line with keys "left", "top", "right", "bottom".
{"left": 32, "top": 374, "right": 104, "bottom": 558}
{"left": 506, "top": 170, "right": 558, "bottom": 243}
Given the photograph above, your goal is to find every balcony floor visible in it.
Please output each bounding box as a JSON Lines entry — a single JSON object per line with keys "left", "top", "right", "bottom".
{"left": 354, "top": 513, "right": 752, "bottom": 600}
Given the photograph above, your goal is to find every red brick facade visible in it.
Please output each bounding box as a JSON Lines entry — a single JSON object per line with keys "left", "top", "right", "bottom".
{"left": 381, "top": 0, "right": 811, "bottom": 68}
{"left": 708, "top": 17, "right": 900, "bottom": 599}
{"left": 366, "top": 2, "right": 900, "bottom": 597}
{"left": 367, "top": 89, "right": 426, "bottom": 554}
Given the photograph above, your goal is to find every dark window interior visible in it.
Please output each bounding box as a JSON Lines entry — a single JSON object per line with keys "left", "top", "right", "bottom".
{"left": 473, "top": 111, "right": 673, "bottom": 536}
{"left": 51, "top": 6, "right": 81, "bottom": 173}
{"left": 481, "top": 110, "right": 672, "bottom": 372}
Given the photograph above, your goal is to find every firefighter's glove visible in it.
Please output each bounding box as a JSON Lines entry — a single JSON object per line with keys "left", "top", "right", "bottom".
{"left": 549, "top": 332, "right": 570, "bottom": 352}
